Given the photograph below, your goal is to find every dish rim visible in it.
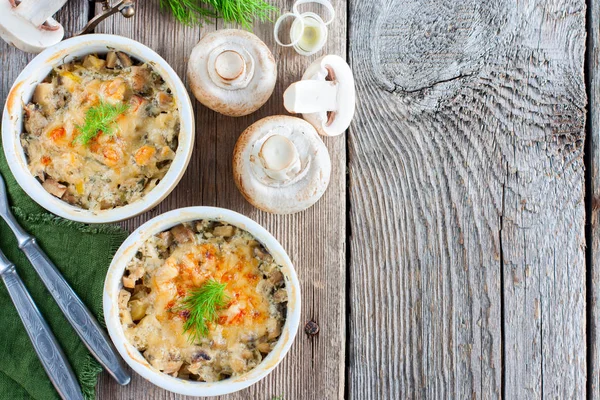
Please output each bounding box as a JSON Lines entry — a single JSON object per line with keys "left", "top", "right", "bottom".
{"left": 103, "top": 206, "right": 301, "bottom": 396}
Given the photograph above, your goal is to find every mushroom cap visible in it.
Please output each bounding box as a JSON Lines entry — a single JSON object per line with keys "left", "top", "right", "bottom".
{"left": 187, "top": 29, "right": 277, "bottom": 117}
{"left": 233, "top": 116, "right": 331, "bottom": 214}
{"left": 0, "top": 0, "right": 65, "bottom": 53}
{"left": 285, "top": 54, "right": 356, "bottom": 137}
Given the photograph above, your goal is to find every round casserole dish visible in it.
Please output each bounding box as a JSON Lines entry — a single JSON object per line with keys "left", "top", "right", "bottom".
{"left": 2, "top": 34, "right": 195, "bottom": 223}
{"left": 103, "top": 207, "right": 301, "bottom": 396}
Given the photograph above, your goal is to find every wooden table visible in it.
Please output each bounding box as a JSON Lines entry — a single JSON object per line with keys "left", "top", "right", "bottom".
{"left": 0, "top": 0, "right": 596, "bottom": 398}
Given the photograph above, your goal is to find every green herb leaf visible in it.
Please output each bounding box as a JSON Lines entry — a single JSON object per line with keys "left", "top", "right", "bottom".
{"left": 178, "top": 279, "right": 229, "bottom": 342}
{"left": 159, "top": 0, "right": 278, "bottom": 30}
{"left": 75, "top": 100, "right": 130, "bottom": 145}
{"left": 159, "top": 0, "right": 215, "bottom": 26}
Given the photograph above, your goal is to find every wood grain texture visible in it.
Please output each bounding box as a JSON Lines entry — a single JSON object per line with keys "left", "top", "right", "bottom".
{"left": 94, "top": 1, "right": 347, "bottom": 399}
{"left": 0, "top": 0, "right": 590, "bottom": 399}
{"left": 347, "top": 0, "right": 586, "bottom": 399}
{"left": 588, "top": 0, "right": 600, "bottom": 397}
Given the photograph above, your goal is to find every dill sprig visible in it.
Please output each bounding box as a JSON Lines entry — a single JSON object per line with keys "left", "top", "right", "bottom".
{"left": 75, "top": 100, "right": 129, "bottom": 145}
{"left": 178, "top": 279, "right": 229, "bottom": 342}
{"left": 159, "top": 0, "right": 278, "bottom": 29}
{"left": 159, "top": 0, "right": 215, "bottom": 26}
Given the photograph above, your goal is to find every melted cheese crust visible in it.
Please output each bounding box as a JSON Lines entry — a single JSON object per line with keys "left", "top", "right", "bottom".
{"left": 21, "top": 53, "right": 179, "bottom": 210}
{"left": 120, "top": 221, "right": 287, "bottom": 382}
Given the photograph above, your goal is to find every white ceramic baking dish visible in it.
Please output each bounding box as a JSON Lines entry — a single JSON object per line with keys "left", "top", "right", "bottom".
{"left": 103, "top": 207, "right": 301, "bottom": 396}
{"left": 2, "top": 34, "right": 194, "bottom": 223}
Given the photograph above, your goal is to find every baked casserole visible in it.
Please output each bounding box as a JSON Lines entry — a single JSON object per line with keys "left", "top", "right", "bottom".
{"left": 118, "top": 220, "right": 288, "bottom": 382}
{"left": 20, "top": 51, "right": 179, "bottom": 211}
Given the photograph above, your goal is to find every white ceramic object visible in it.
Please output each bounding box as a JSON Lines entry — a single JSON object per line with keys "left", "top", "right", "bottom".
{"left": 2, "top": 34, "right": 195, "bottom": 223}
{"left": 103, "top": 207, "right": 301, "bottom": 397}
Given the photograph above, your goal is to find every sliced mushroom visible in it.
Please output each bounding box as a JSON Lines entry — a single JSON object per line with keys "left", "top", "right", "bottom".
{"left": 171, "top": 224, "right": 195, "bottom": 244}
{"left": 0, "top": 0, "right": 67, "bottom": 53}
{"left": 106, "top": 51, "right": 118, "bottom": 68}
{"left": 23, "top": 105, "right": 48, "bottom": 135}
{"left": 273, "top": 288, "right": 288, "bottom": 303}
{"left": 213, "top": 225, "right": 235, "bottom": 237}
{"left": 42, "top": 178, "right": 67, "bottom": 198}
{"left": 117, "top": 51, "right": 133, "bottom": 68}
{"left": 269, "top": 270, "right": 284, "bottom": 286}
{"left": 130, "top": 65, "right": 150, "bottom": 92}
{"left": 187, "top": 29, "right": 277, "bottom": 117}
{"left": 233, "top": 116, "right": 331, "bottom": 214}
{"left": 156, "top": 230, "right": 173, "bottom": 249}
{"left": 32, "top": 82, "right": 56, "bottom": 114}
{"left": 284, "top": 55, "right": 356, "bottom": 137}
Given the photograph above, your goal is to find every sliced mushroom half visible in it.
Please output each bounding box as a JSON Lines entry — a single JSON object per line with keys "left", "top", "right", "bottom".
{"left": 283, "top": 54, "right": 355, "bottom": 137}
{"left": 187, "top": 29, "right": 277, "bottom": 117}
{"left": 0, "top": 0, "right": 67, "bottom": 53}
{"left": 233, "top": 116, "right": 331, "bottom": 214}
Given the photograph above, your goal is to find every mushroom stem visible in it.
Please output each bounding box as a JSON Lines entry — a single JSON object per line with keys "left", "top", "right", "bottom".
{"left": 214, "top": 50, "right": 245, "bottom": 81}
{"left": 13, "top": 0, "right": 67, "bottom": 26}
{"left": 1, "top": 0, "right": 66, "bottom": 52}
{"left": 259, "top": 135, "right": 301, "bottom": 181}
{"left": 206, "top": 44, "right": 256, "bottom": 91}
{"left": 283, "top": 80, "right": 338, "bottom": 113}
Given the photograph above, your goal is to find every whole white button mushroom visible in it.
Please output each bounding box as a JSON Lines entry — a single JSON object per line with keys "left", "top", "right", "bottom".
{"left": 283, "top": 54, "right": 356, "bottom": 136}
{"left": 187, "top": 29, "right": 277, "bottom": 117}
{"left": 233, "top": 116, "right": 331, "bottom": 214}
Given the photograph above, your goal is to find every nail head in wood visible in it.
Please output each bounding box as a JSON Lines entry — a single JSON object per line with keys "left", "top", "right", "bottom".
{"left": 304, "top": 320, "right": 319, "bottom": 335}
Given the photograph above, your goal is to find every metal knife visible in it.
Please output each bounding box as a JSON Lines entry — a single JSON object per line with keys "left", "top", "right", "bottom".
{"left": 0, "top": 248, "right": 84, "bottom": 400}
{"left": 0, "top": 173, "right": 131, "bottom": 385}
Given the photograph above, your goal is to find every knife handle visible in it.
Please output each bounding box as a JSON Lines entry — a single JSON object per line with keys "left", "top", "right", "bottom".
{"left": 1, "top": 264, "right": 84, "bottom": 400}
{"left": 20, "top": 238, "right": 131, "bottom": 385}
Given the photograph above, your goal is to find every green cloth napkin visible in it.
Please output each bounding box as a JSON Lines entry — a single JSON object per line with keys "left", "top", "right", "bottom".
{"left": 0, "top": 143, "right": 128, "bottom": 400}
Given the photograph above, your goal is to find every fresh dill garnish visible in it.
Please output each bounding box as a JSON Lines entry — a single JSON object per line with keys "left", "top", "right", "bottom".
{"left": 75, "top": 100, "right": 129, "bottom": 145}
{"left": 159, "top": 0, "right": 214, "bottom": 26}
{"left": 159, "top": 0, "right": 278, "bottom": 30}
{"left": 178, "top": 279, "right": 229, "bottom": 342}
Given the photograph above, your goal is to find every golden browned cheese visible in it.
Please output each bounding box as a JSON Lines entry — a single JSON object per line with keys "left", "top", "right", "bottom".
{"left": 21, "top": 53, "right": 179, "bottom": 210}
{"left": 119, "top": 221, "right": 287, "bottom": 382}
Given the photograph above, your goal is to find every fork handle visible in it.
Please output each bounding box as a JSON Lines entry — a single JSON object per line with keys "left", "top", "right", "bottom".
{"left": 1, "top": 265, "right": 83, "bottom": 400}
{"left": 20, "top": 238, "right": 131, "bottom": 385}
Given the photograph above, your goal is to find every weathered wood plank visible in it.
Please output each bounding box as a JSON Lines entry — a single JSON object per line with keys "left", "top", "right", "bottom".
{"left": 347, "top": 0, "right": 586, "bottom": 398}
{"left": 588, "top": 0, "right": 600, "bottom": 397}
{"left": 95, "top": 1, "right": 347, "bottom": 399}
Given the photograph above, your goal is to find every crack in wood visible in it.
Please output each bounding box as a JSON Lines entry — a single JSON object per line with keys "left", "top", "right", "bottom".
{"left": 388, "top": 73, "right": 476, "bottom": 94}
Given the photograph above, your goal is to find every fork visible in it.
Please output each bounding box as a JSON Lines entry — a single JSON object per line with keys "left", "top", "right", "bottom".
{"left": 0, "top": 172, "right": 131, "bottom": 385}
{"left": 0, "top": 247, "right": 84, "bottom": 400}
